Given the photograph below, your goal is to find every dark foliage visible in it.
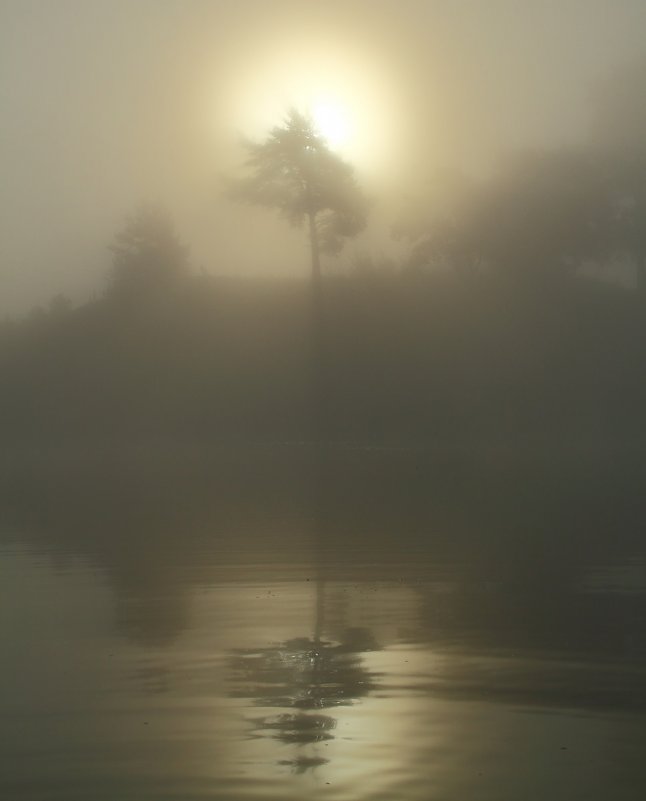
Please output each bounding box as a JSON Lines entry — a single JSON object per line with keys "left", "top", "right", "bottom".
{"left": 107, "top": 205, "right": 189, "bottom": 301}
{"left": 229, "top": 109, "right": 367, "bottom": 281}
{"left": 2, "top": 261, "right": 646, "bottom": 449}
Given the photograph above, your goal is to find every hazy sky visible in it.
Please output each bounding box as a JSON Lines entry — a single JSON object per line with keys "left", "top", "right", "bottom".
{"left": 2, "top": 0, "right": 646, "bottom": 314}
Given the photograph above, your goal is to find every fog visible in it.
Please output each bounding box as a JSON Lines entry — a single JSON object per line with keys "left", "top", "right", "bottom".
{"left": 3, "top": 4, "right": 646, "bottom": 800}
{"left": 3, "top": 0, "right": 646, "bottom": 313}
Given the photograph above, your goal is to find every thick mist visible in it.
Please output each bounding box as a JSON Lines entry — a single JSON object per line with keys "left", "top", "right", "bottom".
{"left": 3, "top": 5, "right": 646, "bottom": 800}
{"left": 3, "top": 0, "right": 646, "bottom": 313}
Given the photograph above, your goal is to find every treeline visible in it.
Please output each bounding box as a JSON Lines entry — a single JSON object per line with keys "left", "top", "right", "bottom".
{"left": 4, "top": 59, "right": 646, "bottom": 450}
{"left": 2, "top": 254, "right": 646, "bottom": 449}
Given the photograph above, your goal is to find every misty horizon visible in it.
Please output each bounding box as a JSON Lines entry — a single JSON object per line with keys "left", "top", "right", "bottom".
{"left": 2, "top": 4, "right": 646, "bottom": 800}
{"left": 3, "top": 0, "right": 646, "bottom": 314}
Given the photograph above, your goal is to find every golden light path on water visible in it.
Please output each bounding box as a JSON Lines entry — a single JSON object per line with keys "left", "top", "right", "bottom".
{"left": 4, "top": 547, "right": 644, "bottom": 800}
{"left": 185, "top": 576, "right": 441, "bottom": 796}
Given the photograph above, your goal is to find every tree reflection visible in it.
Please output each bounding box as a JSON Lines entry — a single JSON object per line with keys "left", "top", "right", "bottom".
{"left": 228, "top": 625, "right": 379, "bottom": 771}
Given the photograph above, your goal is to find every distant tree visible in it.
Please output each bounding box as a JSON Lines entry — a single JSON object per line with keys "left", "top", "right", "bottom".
{"left": 48, "top": 294, "right": 72, "bottom": 316}
{"left": 107, "top": 205, "right": 189, "bottom": 300}
{"left": 348, "top": 250, "right": 397, "bottom": 279}
{"left": 229, "top": 109, "right": 367, "bottom": 290}
{"left": 589, "top": 60, "right": 646, "bottom": 164}
{"left": 397, "top": 156, "right": 614, "bottom": 288}
{"left": 589, "top": 60, "right": 646, "bottom": 291}
{"left": 393, "top": 169, "right": 484, "bottom": 277}
{"left": 615, "top": 177, "right": 646, "bottom": 292}
{"left": 474, "top": 151, "right": 613, "bottom": 284}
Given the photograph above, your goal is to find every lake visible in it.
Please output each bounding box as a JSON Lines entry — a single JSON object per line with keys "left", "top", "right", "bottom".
{"left": 1, "top": 444, "right": 645, "bottom": 800}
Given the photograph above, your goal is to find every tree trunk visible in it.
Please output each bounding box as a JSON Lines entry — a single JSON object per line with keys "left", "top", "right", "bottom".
{"left": 307, "top": 209, "right": 323, "bottom": 367}
{"left": 307, "top": 209, "right": 321, "bottom": 291}
{"left": 307, "top": 209, "right": 327, "bottom": 445}
{"left": 637, "top": 255, "right": 646, "bottom": 296}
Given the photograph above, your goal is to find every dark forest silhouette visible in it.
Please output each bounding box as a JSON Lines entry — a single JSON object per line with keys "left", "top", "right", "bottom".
{"left": 3, "top": 64, "right": 646, "bottom": 451}
{"left": 2, "top": 229, "right": 646, "bottom": 449}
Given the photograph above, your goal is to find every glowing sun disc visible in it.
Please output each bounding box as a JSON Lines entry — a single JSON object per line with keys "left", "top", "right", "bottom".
{"left": 311, "top": 101, "right": 351, "bottom": 151}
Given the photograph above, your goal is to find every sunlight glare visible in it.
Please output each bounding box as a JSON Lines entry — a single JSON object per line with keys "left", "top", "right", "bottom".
{"left": 220, "top": 36, "right": 403, "bottom": 180}
{"left": 311, "top": 100, "right": 351, "bottom": 150}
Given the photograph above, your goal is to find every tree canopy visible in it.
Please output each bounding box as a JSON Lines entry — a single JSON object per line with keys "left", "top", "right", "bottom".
{"left": 396, "top": 152, "right": 615, "bottom": 288}
{"left": 230, "top": 109, "right": 367, "bottom": 277}
{"left": 107, "top": 205, "right": 189, "bottom": 300}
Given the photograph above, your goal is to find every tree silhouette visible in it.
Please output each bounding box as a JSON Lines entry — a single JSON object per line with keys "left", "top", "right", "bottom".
{"left": 590, "top": 60, "right": 646, "bottom": 291}
{"left": 228, "top": 628, "right": 379, "bottom": 773}
{"left": 396, "top": 155, "right": 614, "bottom": 287}
{"left": 230, "top": 109, "right": 367, "bottom": 290}
{"left": 476, "top": 151, "right": 613, "bottom": 285}
{"left": 393, "top": 169, "right": 484, "bottom": 277}
{"left": 107, "top": 205, "right": 189, "bottom": 301}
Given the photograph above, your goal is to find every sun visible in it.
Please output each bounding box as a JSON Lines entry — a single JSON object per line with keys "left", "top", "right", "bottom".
{"left": 310, "top": 99, "right": 351, "bottom": 151}
{"left": 219, "top": 35, "right": 404, "bottom": 180}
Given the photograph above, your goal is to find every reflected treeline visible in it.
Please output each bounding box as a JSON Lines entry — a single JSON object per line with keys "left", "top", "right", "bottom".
{"left": 0, "top": 446, "right": 317, "bottom": 645}
{"left": 1, "top": 447, "right": 644, "bottom": 662}
{"left": 229, "top": 627, "right": 378, "bottom": 772}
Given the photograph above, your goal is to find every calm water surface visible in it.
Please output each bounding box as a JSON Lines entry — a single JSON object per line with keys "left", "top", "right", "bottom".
{"left": 1, "top": 446, "right": 645, "bottom": 800}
